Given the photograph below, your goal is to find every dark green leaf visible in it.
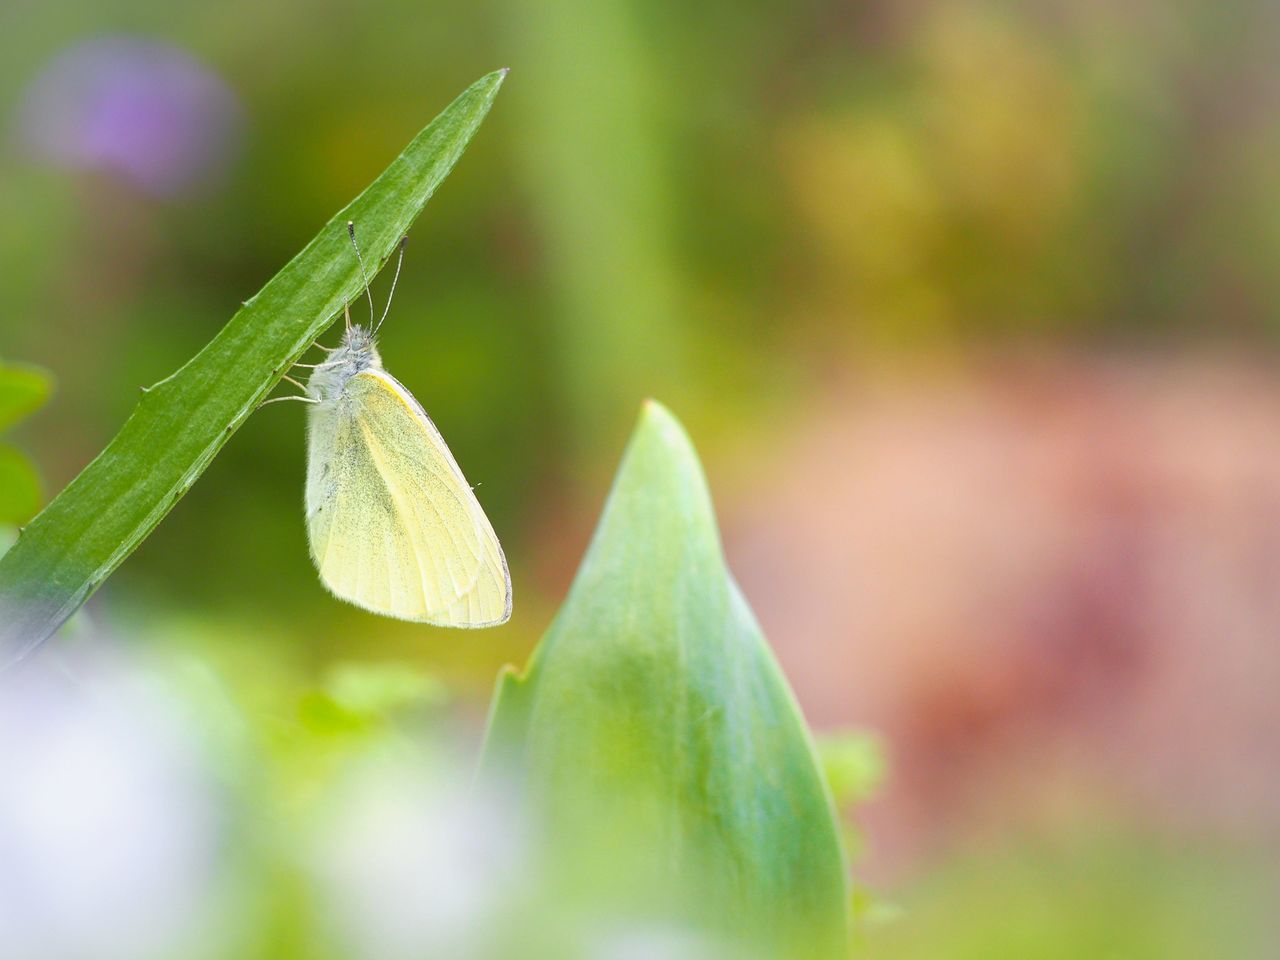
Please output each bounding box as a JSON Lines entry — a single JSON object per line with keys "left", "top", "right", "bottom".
{"left": 483, "top": 401, "right": 850, "bottom": 958}
{"left": 0, "top": 71, "right": 507, "bottom": 666}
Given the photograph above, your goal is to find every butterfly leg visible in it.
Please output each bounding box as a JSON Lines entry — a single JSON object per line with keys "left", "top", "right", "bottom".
{"left": 258, "top": 394, "right": 320, "bottom": 407}
{"left": 291, "top": 358, "right": 342, "bottom": 369}
{"left": 258, "top": 374, "right": 319, "bottom": 409}
{"left": 291, "top": 340, "right": 341, "bottom": 372}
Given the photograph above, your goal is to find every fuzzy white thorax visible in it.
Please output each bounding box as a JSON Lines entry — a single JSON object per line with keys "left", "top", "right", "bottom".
{"left": 308, "top": 325, "right": 383, "bottom": 403}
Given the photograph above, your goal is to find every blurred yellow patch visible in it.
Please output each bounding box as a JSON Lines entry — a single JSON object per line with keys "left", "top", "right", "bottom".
{"left": 781, "top": 5, "right": 1082, "bottom": 345}
{"left": 919, "top": 4, "right": 1080, "bottom": 240}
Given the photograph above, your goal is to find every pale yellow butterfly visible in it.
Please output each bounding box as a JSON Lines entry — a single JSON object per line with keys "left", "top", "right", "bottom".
{"left": 297, "top": 223, "right": 510, "bottom": 627}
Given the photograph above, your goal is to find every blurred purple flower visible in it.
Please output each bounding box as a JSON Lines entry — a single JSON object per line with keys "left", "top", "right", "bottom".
{"left": 16, "top": 36, "right": 243, "bottom": 197}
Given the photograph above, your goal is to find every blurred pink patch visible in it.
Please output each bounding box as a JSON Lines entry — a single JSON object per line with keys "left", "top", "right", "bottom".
{"left": 723, "top": 352, "right": 1280, "bottom": 882}
{"left": 16, "top": 36, "right": 242, "bottom": 197}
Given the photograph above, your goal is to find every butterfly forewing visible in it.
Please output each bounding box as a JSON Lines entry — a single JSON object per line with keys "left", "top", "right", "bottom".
{"left": 305, "top": 369, "right": 511, "bottom": 626}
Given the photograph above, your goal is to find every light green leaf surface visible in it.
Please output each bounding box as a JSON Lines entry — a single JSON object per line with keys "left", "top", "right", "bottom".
{"left": 0, "top": 361, "right": 53, "bottom": 434}
{"left": 484, "top": 401, "right": 850, "bottom": 959}
{"left": 0, "top": 71, "right": 506, "bottom": 667}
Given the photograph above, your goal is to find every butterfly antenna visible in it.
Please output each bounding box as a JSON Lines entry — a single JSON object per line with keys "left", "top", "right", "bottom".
{"left": 373, "top": 235, "right": 409, "bottom": 336}
{"left": 347, "top": 221, "right": 377, "bottom": 329}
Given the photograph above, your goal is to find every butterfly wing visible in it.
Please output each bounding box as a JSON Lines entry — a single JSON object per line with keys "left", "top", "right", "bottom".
{"left": 305, "top": 368, "right": 511, "bottom": 626}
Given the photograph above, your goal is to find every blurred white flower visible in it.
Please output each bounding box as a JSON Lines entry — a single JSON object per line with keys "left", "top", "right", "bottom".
{"left": 0, "top": 652, "right": 219, "bottom": 960}
{"left": 310, "top": 753, "right": 526, "bottom": 960}
{"left": 586, "top": 922, "right": 734, "bottom": 960}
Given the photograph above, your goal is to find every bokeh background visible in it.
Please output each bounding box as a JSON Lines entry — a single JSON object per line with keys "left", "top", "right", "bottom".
{"left": 2, "top": 0, "right": 1279, "bottom": 956}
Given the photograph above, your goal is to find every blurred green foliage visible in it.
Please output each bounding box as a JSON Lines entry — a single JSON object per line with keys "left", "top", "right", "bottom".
{"left": 819, "top": 731, "right": 886, "bottom": 811}
{"left": 0, "top": 360, "right": 52, "bottom": 433}
{"left": 0, "top": 446, "right": 41, "bottom": 526}
{"left": 0, "top": 359, "right": 52, "bottom": 524}
{"left": 818, "top": 730, "right": 886, "bottom": 861}
{"left": 865, "top": 834, "right": 1276, "bottom": 960}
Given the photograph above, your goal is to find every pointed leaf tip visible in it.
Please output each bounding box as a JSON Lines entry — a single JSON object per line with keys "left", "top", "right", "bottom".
{"left": 483, "top": 401, "right": 850, "bottom": 958}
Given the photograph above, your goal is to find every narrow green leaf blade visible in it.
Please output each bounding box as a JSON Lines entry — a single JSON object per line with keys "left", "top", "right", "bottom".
{"left": 0, "top": 70, "right": 506, "bottom": 665}
{"left": 484, "top": 401, "right": 850, "bottom": 958}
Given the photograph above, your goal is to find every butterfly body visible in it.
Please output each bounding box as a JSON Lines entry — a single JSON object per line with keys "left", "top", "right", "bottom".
{"left": 304, "top": 323, "right": 511, "bottom": 627}
{"left": 306, "top": 324, "right": 381, "bottom": 402}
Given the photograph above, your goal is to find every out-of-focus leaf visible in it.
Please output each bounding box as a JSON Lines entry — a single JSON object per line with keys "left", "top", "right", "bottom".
{"left": 325, "top": 661, "right": 447, "bottom": 718}
{"left": 0, "top": 361, "right": 53, "bottom": 434}
{"left": 483, "top": 401, "right": 849, "bottom": 959}
{"left": 817, "top": 729, "right": 890, "bottom": 944}
{"left": 299, "top": 662, "right": 448, "bottom": 735}
{"left": 0, "top": 71, "right": 506, "bottom": 667}
{"left": 0, "top": 444, "right": 42, "bottom": 525}
{"left": 818, "top": 730, "right": 887, "bottom": 809}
